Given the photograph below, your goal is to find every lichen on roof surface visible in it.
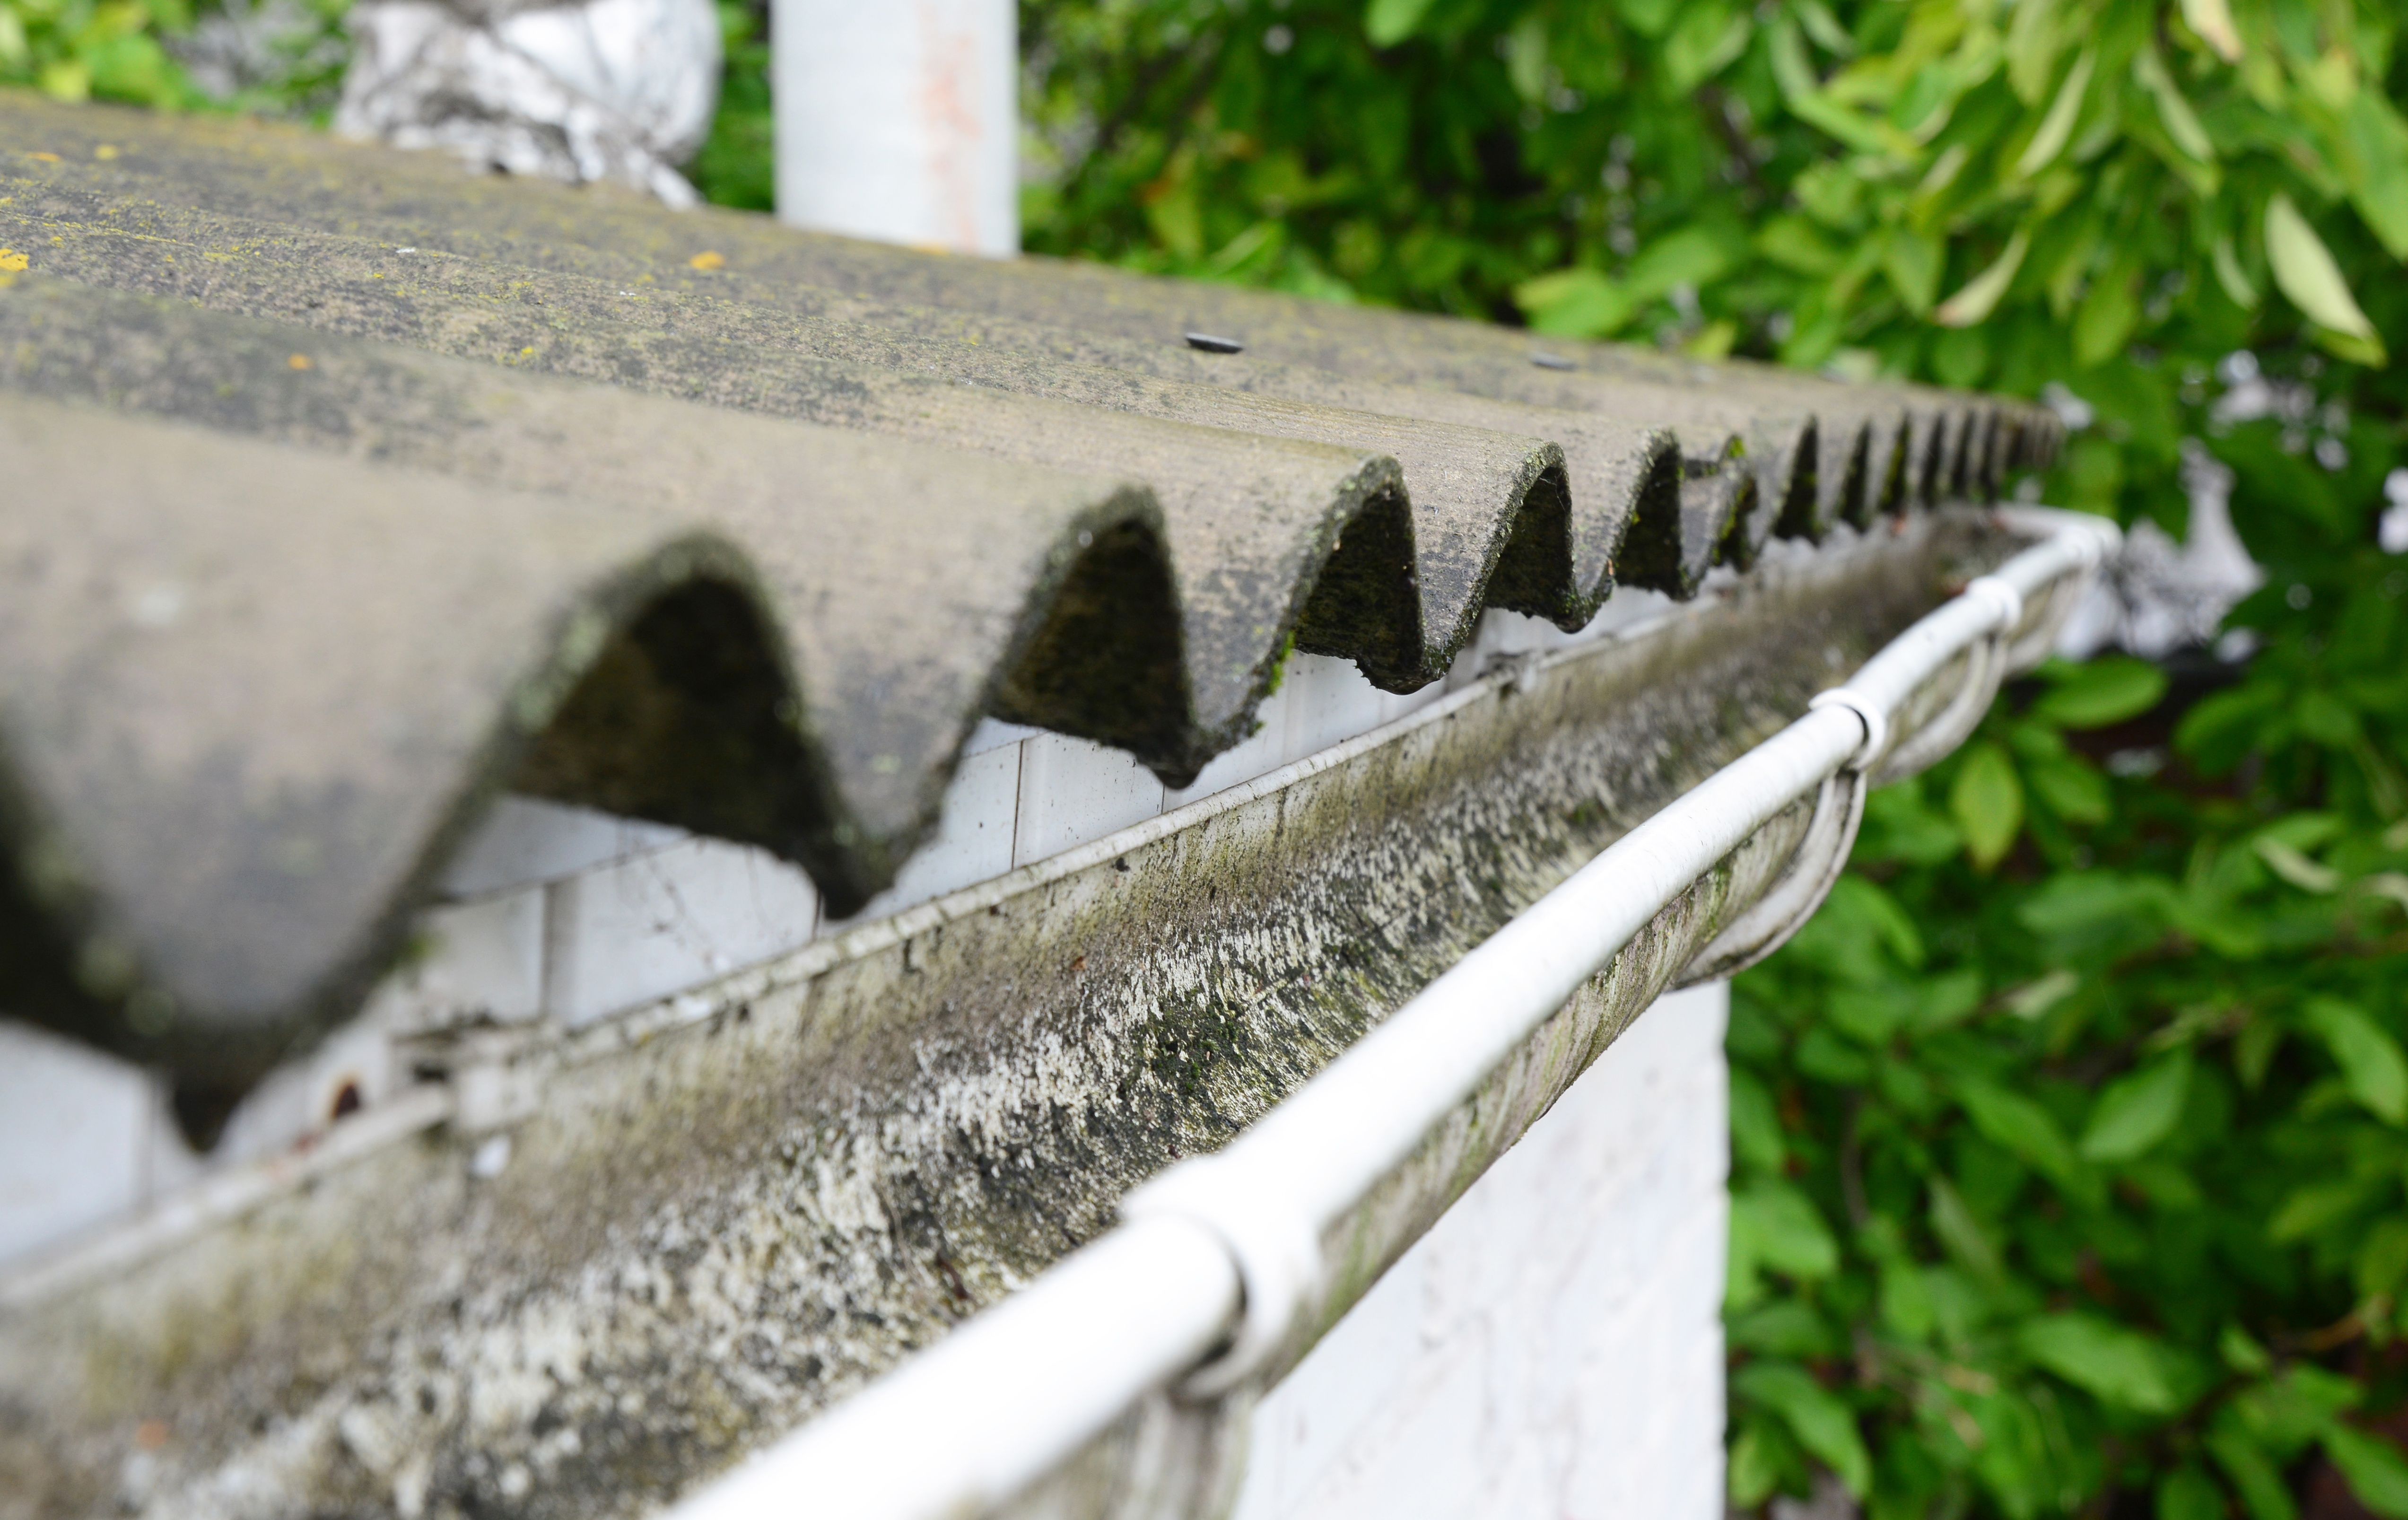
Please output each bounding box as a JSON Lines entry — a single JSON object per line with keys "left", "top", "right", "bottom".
{"left": 0, "top": 89, "right": 2058, "bottom": 1104}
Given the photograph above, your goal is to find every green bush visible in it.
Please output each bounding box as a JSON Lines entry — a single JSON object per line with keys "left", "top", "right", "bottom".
{"left": 0, "top": 0, "right": 203, "bottom": 107}
{"left": 1727, "top": 512, "right": 2408, "bottom": 1517}
{"left": 0, "top": 0, "right": 350, "bottom": 117}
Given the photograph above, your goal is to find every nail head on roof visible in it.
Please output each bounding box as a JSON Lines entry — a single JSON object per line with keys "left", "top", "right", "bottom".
{"left": 1184, "top": 332, "right": 1245, "bottom": 354}
{"left": 1530, "top": 351, "right": 1576, "bottom": 370}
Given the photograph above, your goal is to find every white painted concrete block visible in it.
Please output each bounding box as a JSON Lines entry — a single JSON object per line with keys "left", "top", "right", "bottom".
{"left": 834, "top": 741, "right": 1022, "bottom": 924}
{"left": 364, "top": 888, "right": 549, "bottom": 1032}
{"left": 1166, "top": 685, "right": 1290, "bottom": 808}
{"left": 1279, "top": 654, "right": 1387, "bottom": 766}
{"left": 963, "top": 718, "right": 1040, "bottom": 757}
{"left": 1011, "top": 733, "right": 1165, "bottom": 866}
{"left": 1234, "top": 982, "right": 1730, "bottom": 1520}
{"left": 438, "top": 795, "right": 686, "bottom": 900}
{"left": 0, "top": 1022, "right": 163, "bottom": 1266}
{"left": 1441, "top": 608, "right": 1569, "bottom": 696}
{"left": 543, "top": 836, "right": 821, "bottom": 1026}
{"left": 1579, "top": 585, "right": 1677, "bottom": 644}
{"left": 211, "top": 1014, "right": 402, "bottom": 1168}
{"left": 1376, "top": 682, "right": 1448, "bottom": 728}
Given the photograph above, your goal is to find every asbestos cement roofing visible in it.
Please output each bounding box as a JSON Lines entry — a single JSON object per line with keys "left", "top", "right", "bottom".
{"left": 0, "top": 90, "right": 2060, "bottom": 1100}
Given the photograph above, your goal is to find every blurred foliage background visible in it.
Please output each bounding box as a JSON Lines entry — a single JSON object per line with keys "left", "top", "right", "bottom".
{"left": 9, "top": 0, "right": 2408, "bottom": 1512}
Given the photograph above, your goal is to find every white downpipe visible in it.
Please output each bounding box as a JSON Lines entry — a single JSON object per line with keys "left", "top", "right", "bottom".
{"left": 771, "top": 0, "right": 1018, "bottom": 256}
{"left": 668, "top": 511, "right": 2119, "bottom": 1520}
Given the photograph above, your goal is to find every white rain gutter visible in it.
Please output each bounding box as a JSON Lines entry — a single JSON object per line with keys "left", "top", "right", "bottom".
{"left": 667, "top": 509, "right": 2120, "bottom": 1520}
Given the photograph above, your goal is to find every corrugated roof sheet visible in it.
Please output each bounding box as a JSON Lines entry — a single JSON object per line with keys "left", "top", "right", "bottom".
{"left": 0, "top": 91, "right": 2059, "bottom": 1101}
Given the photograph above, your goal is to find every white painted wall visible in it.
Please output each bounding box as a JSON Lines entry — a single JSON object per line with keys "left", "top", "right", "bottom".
{"left": 772, "top": 0, "right": 1019, "bottom": 255}
{"left": 1236, "top": 981, "right": 1731, "bottom": 1520}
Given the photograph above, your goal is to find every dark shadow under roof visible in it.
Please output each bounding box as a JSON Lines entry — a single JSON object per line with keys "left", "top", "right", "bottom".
{"left": 0, "top": 91, "right": 2060, "bottom": 1101}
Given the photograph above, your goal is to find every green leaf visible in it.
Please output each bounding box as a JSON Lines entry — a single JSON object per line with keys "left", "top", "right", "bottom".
{"left": 2212, "top": 234, "right": 2260, "bottom": 309}
{"left": 2339, "top": 92, "right": 2408, "bottom": 260}
{"left": 2266, "top": 193, "right": 2385, "bottom": 358}
{"left": 1362, "top": 0, "right": 1436, "bottom": 47}
{"left": 2158, "top": 1465, "right": 2226, "bottom": 1520}
{"left": 1502, "top": 12, "right": 1548, "bottom": 104}
{"left": 2208, "top": 1419, "right": 2300, "bottom": 1520}
{"left": 1950, "top": 742, "right": 2024, "bottom": 870}
{"left": 1877, "top": 1258, "right": 1937, "bottom": 1339}
{"left": 2134, "top": 46, "right": 2216, "bottom": 163}
{"left": 2080, "top": 1051, "right": 2193, "bottom": 1162}
{"left": 2073, "top": 268, "right": 2140, "bottom": 367}
{"left": 1664, "top": 4, "right": 1752, "bottom": 91}
{"left": 1958, "top": 1079, "right": 2086, "bottom": 1191}
{"left": 2017, "top": 47, "right": 2096, "bottom": 177}
{"left": 2180, "top": 0, "right": 2243, "bottom": 61}
{"left": 1733, "top": 1362, "right": 1873, "bottom": 1498}
{"left": 1757, "top": 215, "right": 1844, "bottom": 276}
{"left": 2025, "top": 755, "right": 2111, "bottom": 824}
{"left": 2005, "top": 969, "right": 2080, "bottom": 1021}
{"left": 1793, "top": 0, "right": 1853, "bottom": 57}
{"left": 2354, "top": 1217, "right": 2408, "bottom": 1300}
{"left": 1613, "top": 0, "right": 1679, "bottom": 40}
{"left": 1515, "top": 268, "right": 1635, "bottom": 339}
{"left": 1624, "top": 223, "right": 1746, "bottom": 301}
{"left": 1936, "top": 229, "right": 2030, "bottom": 327}
{"left": 2032, "top": 656, "right": 2171, "bottom": 728}
{"left": 2324, "top": 1424, "right": 2408, "bottom": 1518}
{"left": 1732, "top": 1181, "right": 1841, "bottom": 1280}
{"left": 2219, "top": 1324, "right": 2274, "bottom": 1375}
{"left": 2255, "top": 836, "right": 2342, "bottom": 892}
{"left": 1885, "top": 228, "right": 1943, "bottom": 317}
{"left": 2019, "top": 1312, "right": 2183, "bottom": 1413}
{"left": 2302, "top": 997, "right": 2408, "bottom": 1124}
{"left": 1929, "top": 1174, "right": 2006, "bottom": 1279}
{"left": 2269, "top": 1175, "right": 2380, "bottom": 1242}
{"left": 1730, "top": 1300, "right": 1843, "bottom": 1358}
{"left": 1730, "top": 1067, "right": 1786, "bottom": 1174}
{"left": 1727, "top": 1418, "right": 1789, "bottom": 1509}
{"left": 2233, "top": 1366, "right": 2363, "bottom": 1451}
{"left": 2017, "top": 870, "right": 2172, "bottom": 940}
{"left": 1770, "top": 16, "right": 1908, "bottom": 156}
{"left": 2005, "top": 0, "right": 2062, "bottom": 104}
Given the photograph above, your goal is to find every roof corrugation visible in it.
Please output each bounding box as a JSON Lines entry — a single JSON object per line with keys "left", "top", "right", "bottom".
{"left": 0, "top": 91, "right": 2060, "bottom": 1102}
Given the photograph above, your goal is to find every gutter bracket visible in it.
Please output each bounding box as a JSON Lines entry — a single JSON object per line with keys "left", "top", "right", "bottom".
{"left": 1675, "top": 765, "right": 1867, "bottom": 986}
{"left": 1679, "top": 570, "right": 2027, "bottom": 985}
{"left": 1120, "top": 1155, "right": 1324, "bottom": 1398}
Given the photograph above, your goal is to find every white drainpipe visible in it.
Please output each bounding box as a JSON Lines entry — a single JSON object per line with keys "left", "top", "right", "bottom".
{"left": 663, "top": 508, "right": 2119, "bottom": 1520}
{"left": 772, "top": 0, "right": 1019, "bottom": 256}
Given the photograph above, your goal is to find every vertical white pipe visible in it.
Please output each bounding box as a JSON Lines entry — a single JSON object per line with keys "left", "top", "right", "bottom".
{"left": 772, "top": 0, "right": 1019, "bottom": 256}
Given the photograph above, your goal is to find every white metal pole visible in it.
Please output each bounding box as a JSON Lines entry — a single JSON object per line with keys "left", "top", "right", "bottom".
{"left": 772, "top": 0, "right": 1019, "bottom": 256}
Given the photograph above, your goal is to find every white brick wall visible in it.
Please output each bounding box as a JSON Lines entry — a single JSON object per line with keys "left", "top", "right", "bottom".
{"left": 1234, "top": 982, "right": 1730, "bottom": 1520}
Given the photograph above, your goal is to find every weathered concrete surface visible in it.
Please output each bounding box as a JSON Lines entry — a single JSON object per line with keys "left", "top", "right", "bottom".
{"left": 0, "top": 514, "right": 2036, "bottom": 1520}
